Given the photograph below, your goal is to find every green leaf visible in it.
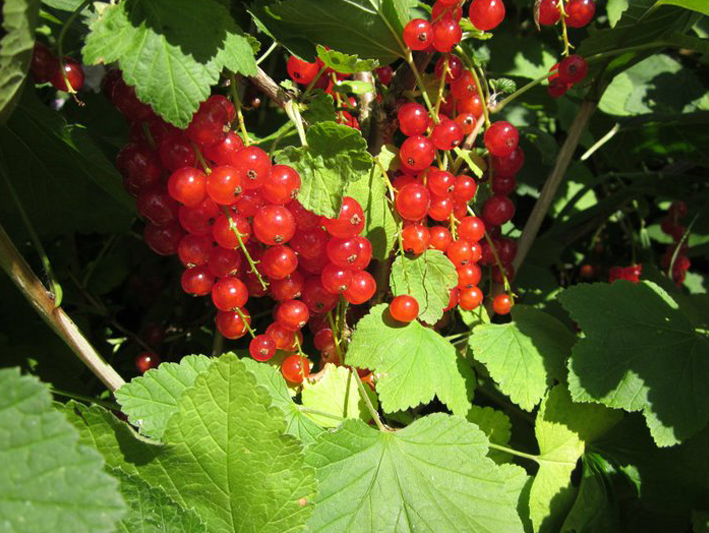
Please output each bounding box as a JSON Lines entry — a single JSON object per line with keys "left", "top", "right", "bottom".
{"left": 111, "top": 468, "right": 207, "bottom": 533}
{"left": 331, "top": 79, "right": 374, "bottom": 94}
{"left": 316, "top": 45, "right": 379, "bottom": 74}
{"left": 345, "top": 165, "right": 397, "bottom": 260}
{"left": 656, "top": 0, "right": 709, "bottom": 16}
{"left": 115, "top": 354, "right": 214, "bottom": 440}
{"left": 0, "top": 368, "right": 125, "bottom": 533}
{"left": 302, "top": 91, "right": 336, "bottom": 124}
{"left": 240, "top": 358, "right": 325, "bottom": 446}
{"left": 558, "top": 281, "right": 709, "bottom": 447}
{"left": 606, "top": 0, "right": 630, "bottom": 27}
{"left": 347, "top": 304, "right": 472, "bottom": 415}
{"left": 469, "top": 305, "right": 574, "bottom": 411}
{"left": 305, "top": 414, "right": 525, "bottom": 532}
{"left": 0, "top": 88, "right": 134, "bottom": 239}
{"left": 0, "top": 0, "right": 40, "bottom": 122}
{"left": 276, "top": 121, "right": 373, "bottom": 217}
{"left": 301, "top": 363, "right": 377, "bottom": 427}
{"left": 65, "top": 354, "right": 317, "bottom": 533}
{"left": 466, "top": 405, "right": 512, "bottom": 464}
{"left": 253, "top": 0, "right": 411, "bottom": 64}
{"left": 530, "top": 386, "right": 622, "bottom": 533}
{"left": 41, "top": 0, "right": 85, "bottom": 10}
{"left": 83, "top": 0, "right": 257, "bottom": 127}
{"left": 490, "top": 78, "right": 517, "bottom": 95}
{"left": 389, "top": 250, "right": 458, "bottom": 325}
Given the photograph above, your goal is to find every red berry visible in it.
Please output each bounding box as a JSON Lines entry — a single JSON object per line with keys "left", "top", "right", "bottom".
{"left": 136, "top": 351, "right": 160, "bottom": 373}
{"left": 326, "top": 236, "right": 372, "bottom": 268}
{"left": 51, "top": 57, "right": 85, "bottom": 92}
{"left": 266, "top": 322, "right": 301, "bottom": 352}
{"left": 212, "top": 212, "right": 251, "bottom": 248}
{"left": 398, "top": 103, "right": 430, "bottom": 136}
{"left": 261, "top": 244, "right": 298, "bottom": 280}
{"left": 459, "top": 286, "right": 483, "bottom": 310}
{"left": 253, "top": 205, "right": 296, "bottom": 245}
{"left": 287, "top": 56, "right": 320, "bottom": 85}
{"left": 112, "top": 79, "right": 154, "bottom": 122}
{"left": 137, "top": 187, "right": 179, "bottom": 225}
{"left": 168, "top": 167, "right": 208, "bottom": 207}
{"left": 159, "top": 133, "right": 197, "bottom": 171}
{"left": 186, "top": 96, "right": 229, "bottom": 147}
{"left": 547, "top": 78, "right": 570, "bottom": 98}
{"left": 455, "top": 113, "right": 477, "bottom": 135}
{"left": 400, "top": 135, "right": 436, "bottom": 172}
{"left": 484, "top": 121, "right": 519, "bottom": 157}
{"left": 249, "top": 334, "right": 276, "bottom": 361}
{"left": 428, "top": 195, "right": 454, "bottom": 221}
{"left": 30, "top": 43, "right": 57, "bottom": 83}
{"left": 203, "top": 132, "right": 244, "bottom": 166}
{"left": 261, "top": 165, "right": 301, "bottom": 204}
{"left": 288, "top": 200, "right": 321, "bottom": 230}
{"left": 206, "top": 165, "right": 242, "bottom": 205}
{"left": 483, "top": 195, "right": 515, "bottom": 225}
{"left": 178, "top": 198, "right": 219, "bottom": 235}
{"left": 402, "top": 224, "right": 430, "bottom": 255}
{"left": 181, "top": 265, "right": 214, "bottom": 296}
{"left": 178, "top": 234, "right": 213, "bottom": 267}
{"left": 376, "top": 66, "right": 394, "bottom": 85}
{"left": 458, "top": 216, "right": 485, "bottom": 242}
{"left": 116, "top": 143, "right": 163, "bottom": 195}
{"left": 403, "top": 19, "right": 433, "bottom": 51}
{"left": 427, "top": 169, "right": 456, "bottom": 197}
{"left": 492, "top": 293, "right": 513, "bottom": 315}
{"left": 469, "top": 0, "right": 506, "bottom": 31}
{"left": 389, "top": 295, "right": 419, "bottom": 322}
{"left": 558, "top": 55, "right": 588, "bottom": 85}
{"left": 234, "top": 189, "right": 265, "bottom": 218}
{"left": 493, "top": 147, "right": 525, "bottom": 177}
{"left": 343, "top": 270, "right": 377, "bottom": 304}
{"left": 290, "top": 227, "right": 328, "bottom": 262}
{"left": 432, "top": 1, "right": 463, "bottom": 21}
{"left": 458, "top": 94, "right": 484, "bottom": 118}
{"left": 432, "top": 19, "right": 462, "bottom": 53}
{"left": 301, "top": 276, "right": 339, "bottom": 314}
{"left": 277, "top": 300, "right": 310, "bottom": 330}
{"left": 538, "top": 0, "right": 561, "bottom": 25}
{"left": 270, "top": 271, "right": 305, "bottom": 301}
{"left": 314, "top": 328, "right": 335, "bottom": 351}
{"left": 429, "top": 225, "right": 453, "bottom": 251}
{"left": 445, "top": 287, "right": 460, "bottom": 310}
{"left": 451, "top": 71, "right": 479, "bottom": 101}
{"left": 431, "top": 119, "right": 463, "bottom": 150}
{"left": 457, "top": 263, "right": 482, "bottom": 288}
{"left": 281, "top": 355, "right": 310, "bottom": 384}
{"left": 323, "top": 197, "right": 365, "bottom": 238}
{"left": 211, "top": 277, "right": 248, "bottom": 311}
{"left": 492, "top": 262, "right": 515, "bottom": 284}
{"left": 321, "top": 263, "right": 353, "bottom": 294}
{"left": 453, "top": 175, "right": 477, "bottom": 203}
{"left": 435, "top": 55, "right": 464, "bottom": 82}
{"left": 216, "top": 308, "right": 251, "bottom": 339}
{"left": 227, "top": 146, "right": 272, "bottom": 190}
{"left": 491, "top": 174, "right": 516, "bottom": 196}
{"left": 566, "top": 0, "right": 596, "bottom": 28}
{"left": 447, "top": 238, "right": 476, "bottom": 267}
{"left": 206, "top": 247, "right": 240, "bottom": 278}
{"left": 144, "top": 221, "right": 184, "bottom": 256}
{"left": 396, "top": 183, "right": 430, "bottom": 221}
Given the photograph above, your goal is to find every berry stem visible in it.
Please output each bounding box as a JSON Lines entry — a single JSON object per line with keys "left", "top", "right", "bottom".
{"left": 558, "top": 0, "right": 572, "bottom": 57}
{"left": 191, "top": 142, "right": 212, "bottom": 174}
{"left": 326, "top": 311, "right": 343, "bottom": 363}
{"left": 667, "top": 213, "right": 698, "bottom": 279}
{"left": 50, "top": 387, "right": 120, "bottom": 411}
{"left": 56, "top": 0, "right": 91, "bottom": 95}
{"left": 491, "top": 69, "right": 560, "bottom": 114}
{"left": 228, "top": 72, "right": 252, "bottom": 146}
{"left": 219, "top": 206, "right": 269, "bottom": 290}
{"left": 352, "top": 368, "right": 388, "bottom": 432}
{"left": 0, "top": 222, "right": 125, "bottom": 392}
{"left": 256, "top": 41, "right": 279, "bottom": 66}
{"left": 433, "top": 56, "right": 450, "bottom": 118}
{"left": 284, "top": 99, "right": 308, "bottom": 146}
{"left": 236, "top": 307, "right": 256, "bottom": 338}
{"left": 299, "top": 66, "right": 328, "bottom": 102}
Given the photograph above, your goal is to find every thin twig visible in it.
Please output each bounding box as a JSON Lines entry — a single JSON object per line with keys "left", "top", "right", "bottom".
{"left": 247, "top": 66, "right": 293, "bottom": 110}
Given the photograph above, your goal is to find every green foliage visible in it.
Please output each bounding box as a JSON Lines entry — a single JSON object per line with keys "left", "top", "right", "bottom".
{"left": 83, "top": 0, "right": 257, "bottom": 127}
{"left": 466, "top": 405, "right": 513, "bottom": 463}
{"left": 276, "top": 121, "right": 373, "bottom": 217}
{"left": 0, "top": 0, "right": 40, "bottom": 122}
{"left": 305, "top": 414, "right": 525, "bottom": 532}
{"left": 559, "top": 281, "right": 709, "bottom": 447}
{"left": 316, "top": 45, "right": 379, "bottom": 74}
{"left": 469, "top": 305, "right": 574, "bottom": 411}
{"left": 347, "top": 304, "right": 472, "bottom": 415}
{"left": 0, "top": 368, "right": 125, "bottom": 533}
{"left": 301, "top": 91, "right": 337, "bottom": 123}
{"left": 390, "top": 250, "right": 458, "bottom": 325}
{"left": 656, "top": 0, "right": 709, "bottom": 16}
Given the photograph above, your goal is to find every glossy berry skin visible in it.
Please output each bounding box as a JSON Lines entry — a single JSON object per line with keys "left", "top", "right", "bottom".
{"left": 313, "top": 328, "right": 335, "bottom": 351}
{"left": 277, "top": 300, "right": 310, "bottom": 330}
{"left": 207, "top": 247, "right": 241, "bottom": 278}
{"left": 211, "top": 276, "right": 248, "bottom": 311}
{"left": 343, "top": 270, "right": 377, "bottom": 304}
{"left": 290, "top": 227, "right": 328, "bottom": 261}
{"left": 212, "top": 212, "right": 251, "bottom": 248}
{"left": 453, "top": 175, "right": 477, "bottom": 203}
{"left": 227, "top": 146, "right": 272, "bottom": 190}
{"left": 249, "top": 334, "right": 276, "bottom": 361}
{"left": 186, "top": 97, "right": 228, "bottom": 147}
{"left": 253, "top": 205, "right": 296, "bottom": 245}
{"left": 287, "top": 56, "right": 320, "bottom": 85}
{"left": 323, "top": 197, "right": 365, "bottom": 238}
{"left": 144, "top": 221, "right": 184, "bottom": 256}
{"left": 281, "top": 355, "right": 310, "bottom": 384}
{"left": 301, "top": 276, "right": 339, "bottom": 314}
{"left": 270, "top": 271, "right": 305, "bottom": 301}
{"left": 459, "top": 286, "right": 483, "bottom": 310}
{"left": 428, "top": 195, "right": 453, "bottom": 222}
{"left": 216, "top": 308, "right": 251, "bottom": 339}
{"left": 429, "top": 225, "right": 453, "bottom": 251}
{"left": 168, "top": 167, "right": 208, "bottom": 207}
{"left": 451, "top": 71, "right": 478, "bottom": 101}
{"left": 434, "top": 55, "right": 463, "bottom": 82}
{"left": 179, "top": 198, "right": 219, "bottom": 236}
{"left": 326, "top": 236, "right": 371, "bottom": 268}
{"left": 288, "top": 200, "right": 321, "bottom": 230}
{"left": 398, "top": 103, "right": 430, "bottom": 136}
{"left": 178, "top": 234, "right": 213, "bottom": 267}
{"left": 136, "top": 351, "right": 160, "bottom": 373}
{"left": 558, "top": 55, "right": 588, "bottom": 85}
{"left": 469, "top": 0, "right": 506, "bottom": 31}
{"left": 203, "top": 132, "right": 244, "bottom": 166}
{"left": 112, "top": 79, "right": 154, "bottom": 122}
{"left": 455, "top": 113, "right": 477, "bottom": 135}
{"left": 432, "top": 19, "right": 462, "bottom": 53}
{"left": 137, "top": 187, "right": 178, "bottom": 225}
{"left": 30, "top": 43, "right": 57, "bottom": 83}
{"left": 447, "top": 239, "right": 476, "bottom": 267}
{"left": 491, "top": 174, "right": 516, "bottom": 196}
{"left": 484, "top": 121, "right": 519, "bottom": 157}
{"left": 565, "top": 0, "right": 596, "bottom": 28}
{"left": 432, "top": 1, "right": 463, "bottom": 21}
{"left": 400, "top": 135, "right": 436, "bottom": 172}
{"left": 402, "top": 224, "right": 430, "bottom": 255}
{"left": 206, "top": 165, "right": 242, "bottom": 205}
{"left": 261, "top": 165, "right": 301, "bottom": 205}
{"left": 431, "top": 120, "right": 463, "bottom": 150}
{"left": 376, "top": 65, "right": 394, "bottom": 85}
{"left": 403, "top": 19, "right": 433, "bottom": 51}
{"left": 266, "top": 322, "right": 301, "bottom": 352}
{"left": 51, "top": 58, "right": 85, "bottom": 92}
{"left": 260, "top": 244, "right": 298, "bottom": 280}
{"left": 493, "top": 147, "right": 525, "bottom": 177}
{"left": 458, "top": 216, "right": 485, "bottom": 242}
{"left": 427, "top": 169, "right": 456, "bottom": 197}
{"left": 234, "top": 189, "right": 265, "bottom": 218}
{"left": 321, "top": 263, "right": 353, "bottom": 294}
{"left": 389, "top": 295, "right": 419, "bottom": 323}
{"left": 538, "top": 0, "right": 561, "bottom": 25}
{"left": 396, "top": 183, "right": 430, "bottom": 221}
{"left": 159, "top": 133, "right": 197, "bottom": 171}
{"left": 483, "top": 195, "right": 515, "bottom": 226}
{"left": 181, "top": 265, "right": 214, "bottom": 296}
{"left": 457, "top": 263, "right": 482, "bottom": 288}
{"left": 492, "top": 293, "right": 513, "bottom": 315}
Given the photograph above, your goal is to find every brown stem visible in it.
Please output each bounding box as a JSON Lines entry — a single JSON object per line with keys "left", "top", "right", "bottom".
{"left": 0, "top": 224, "right": 125, "bottom": 392}
{"left": 512, "top": 99, "right": 597, "bottom": 273}
{"left": 247, "top": 66, "right": 293, "bottom": 109}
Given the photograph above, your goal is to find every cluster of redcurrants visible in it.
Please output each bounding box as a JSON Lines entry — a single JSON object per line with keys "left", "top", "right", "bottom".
{"left": 30, "top": 42, "right": 85, "bottom": 92}
{"left": 547, "top": 54, "right": 589, "bottom": 98}
{"left": 537, "top": 0, "right": 596, "bottom": 28}
{"left": 105, "top": 71, "right": 378, "bottom": 382}
{"left": 609, "top": 264, "right": 642, "bottom": 284}
{"left": 660, "top": 200, "right": 691, "bottom": 285}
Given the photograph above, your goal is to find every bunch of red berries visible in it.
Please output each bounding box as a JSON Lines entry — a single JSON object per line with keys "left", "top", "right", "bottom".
{"left": 107, "top": 72, "right": 377, "bottom": 382}
{"left": 660, "top": 201, "right": 691, "bottom": 285}
{"left": 609, "top": 264, "right": 642, "bottom": 283}
{"left": 537, "top": 0, "right": 596, "bottom": 29}
{"left": 30, "top": 42, "right": 85, "bottom": 92}
{"left": 547, "top": 54, "right": 589, "bottom": 98}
